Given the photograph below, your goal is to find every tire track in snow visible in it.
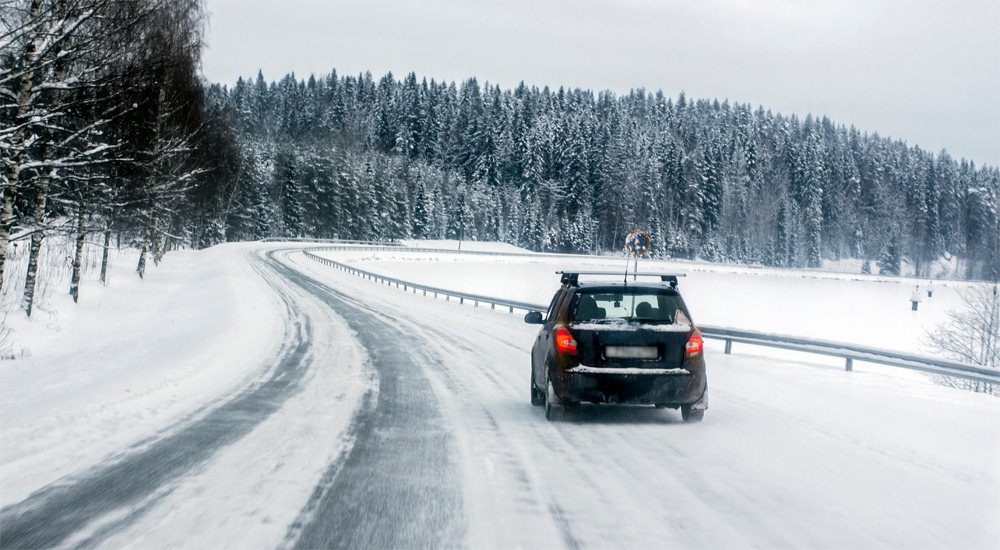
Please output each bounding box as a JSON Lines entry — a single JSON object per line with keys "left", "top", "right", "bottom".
{"left": 292, "top": 255, "right": 605, "bottom": 548}
{"left": 264, "top": 252, "right": 465, "bottom": 550}
{"left": 0, "top": 252, "right": 314, "bottom": 549}
{"left": 289, "top": 252, "right": 617, "bottom": 548}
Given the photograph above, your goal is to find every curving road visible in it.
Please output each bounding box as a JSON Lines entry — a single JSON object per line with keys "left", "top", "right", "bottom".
{"left": 1, "top": 246, "right": 997, "bottom": 549}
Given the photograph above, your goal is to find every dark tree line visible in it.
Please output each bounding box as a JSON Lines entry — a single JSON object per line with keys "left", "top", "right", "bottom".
{"left": 1, "top": 0, "right": 206, "bottom": 314}
{"left": 198, "top": 70, "right": 998, "bottom": 279}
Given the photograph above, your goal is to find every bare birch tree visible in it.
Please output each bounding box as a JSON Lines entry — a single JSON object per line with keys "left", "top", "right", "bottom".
{"left": 2, "top": 0, "right": 205, "bottom": 308}
{"left": 927, "top": 283, "right": 1000, "bottom": 370}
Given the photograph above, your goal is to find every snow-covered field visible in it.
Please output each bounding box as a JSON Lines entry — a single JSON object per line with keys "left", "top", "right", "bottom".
{"left": 398, "top": 239, "right": 537, "bottom": 253}
{"left": 326, "top": 243, "right": 975, "bottom": 356}
{"left": 1, "top": 241, "right": 997, "bottom": 549}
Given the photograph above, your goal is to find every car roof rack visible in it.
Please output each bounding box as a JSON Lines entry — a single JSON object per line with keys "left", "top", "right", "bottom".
{"left": 556, "top": 271, "right": 687, "bottom": 288}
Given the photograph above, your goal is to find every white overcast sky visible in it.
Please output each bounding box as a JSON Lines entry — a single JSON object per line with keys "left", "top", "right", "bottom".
{"left": 202, "top": 0, "right": 1000, "bottom": 167}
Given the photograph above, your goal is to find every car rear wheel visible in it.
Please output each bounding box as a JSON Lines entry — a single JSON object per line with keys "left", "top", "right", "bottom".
{"left": 530, "top": 379, "right": 545, "bottom": 406}
{"left": 545, "top": 381, "right": 564, "bottom": 421}
{"left": 681, "top": 405, "right": 704, "bottom": 423}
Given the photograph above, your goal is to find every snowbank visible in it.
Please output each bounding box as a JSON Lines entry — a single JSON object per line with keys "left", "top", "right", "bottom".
{"left": 0, "top": 243, "right": 285, "bottom": 505}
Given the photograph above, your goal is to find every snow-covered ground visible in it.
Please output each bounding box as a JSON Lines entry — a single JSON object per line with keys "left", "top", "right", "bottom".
{"left": 0, "top": 244, "right": 287, "bottom": 505}
{"left": 399, "top": 239, "right": 534, "bottom": 253}
{"left": 327, "top": 246, "right": 975, "bottom": 356}
{"left": 1, "top": 241, "right": 996, "bottom": 549}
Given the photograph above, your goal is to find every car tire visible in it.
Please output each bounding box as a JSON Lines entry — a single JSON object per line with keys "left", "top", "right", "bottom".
{"left": 681, "top": 405, "right": 704, "bottom": 423}
{"left": 544, "top": 368, "right": 564, "bottom": 421}
{"left": 530, "top": 379, "right": 544, "bottom": 406}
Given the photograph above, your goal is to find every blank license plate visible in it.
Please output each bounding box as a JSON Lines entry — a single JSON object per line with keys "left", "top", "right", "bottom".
{"left": 605, "top": 346, "right": 658, "bottom": 359}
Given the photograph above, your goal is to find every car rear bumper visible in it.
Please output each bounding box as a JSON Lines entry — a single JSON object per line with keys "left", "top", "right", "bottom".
{"left": 555, "top": 361, "right": 707, "bottom": 406}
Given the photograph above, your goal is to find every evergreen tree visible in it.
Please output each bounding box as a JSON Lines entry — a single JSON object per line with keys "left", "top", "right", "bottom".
{"left": 879, "top": 236, "right": 902, "bottom": 276}
{"left": 144, "top": 67, "right": 998, "bottom": 282}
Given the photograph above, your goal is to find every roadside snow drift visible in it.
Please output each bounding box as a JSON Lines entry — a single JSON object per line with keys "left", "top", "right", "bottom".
{"left": 0, "top": 244, "right": 285, "bottom": 505}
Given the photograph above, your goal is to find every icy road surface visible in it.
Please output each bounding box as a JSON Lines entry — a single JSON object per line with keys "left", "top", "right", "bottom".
{"left": 1, "top": 245, "right": 997, "bottom": 549}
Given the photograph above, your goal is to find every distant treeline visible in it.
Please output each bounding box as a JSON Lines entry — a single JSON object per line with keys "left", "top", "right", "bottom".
{"left": 196, "top": 70, "right": 998, "bottom": 279}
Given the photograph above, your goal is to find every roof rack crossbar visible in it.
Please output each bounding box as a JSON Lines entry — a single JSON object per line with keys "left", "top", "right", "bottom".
{"left": 555, "top": 271, "right": 686, "bottom": 287}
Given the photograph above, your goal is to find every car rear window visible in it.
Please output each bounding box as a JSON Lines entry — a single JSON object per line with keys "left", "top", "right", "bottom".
{"left": 573, "top": 289, "right": 684, "bottom": 324}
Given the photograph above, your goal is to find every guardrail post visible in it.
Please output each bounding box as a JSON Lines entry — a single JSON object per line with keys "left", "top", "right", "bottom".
{"left": 724, "top": 339, "right": 732, "bottom": 354}
{"left": 491, "top": 303, "right": 495, "bottom": 310}
{"left": 460, "top": 297, "right": 465, "bottom": 304}
{"left": 509, "top": 306, "right": 514, "bottom": 313}
{"left": 845, "top": 357, "right": 853, "bottom": 372}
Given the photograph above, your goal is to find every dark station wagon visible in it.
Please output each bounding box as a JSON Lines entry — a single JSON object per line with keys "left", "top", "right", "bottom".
{"left": 524, "top": 272, "right": 708, "bottom": 422}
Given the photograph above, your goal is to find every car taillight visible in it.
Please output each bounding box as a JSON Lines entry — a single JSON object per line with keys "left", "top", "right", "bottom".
{"left": 555, "top": 326, "right": 577, "bottom": 356}
{"left": 685, "top": 329, "right": 703, "bottom": 358}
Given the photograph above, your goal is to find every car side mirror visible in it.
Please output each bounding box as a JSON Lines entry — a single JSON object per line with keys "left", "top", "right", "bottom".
{"left": 523, "top": 311, "right": 544, "bottom": 324}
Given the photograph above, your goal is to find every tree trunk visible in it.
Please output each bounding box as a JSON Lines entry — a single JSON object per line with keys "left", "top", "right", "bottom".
{"left": 100, "top": 225, "right": 112, "bottom": 286}
{"left": 21, "top": 10, "right": 69, "bottom": 313}
{"left": 152, "top": 233, "right": 164, "bottom": 266}
{"left": 21, "top": 233, "right": 44, "bottom": 317}
{"left": 137, "top": 213, "right": 154, "bottom": 278}
{"left": 136, "top": 245, "right": 147, "bottom": 279}
{"left": 0, "top": 0, "right": 44, "bottom": 296}
{"left": 69, "top": 206, "right": 85, "bottom": 303}
{"left": 0, "top": 184, "right": 17, "bottom": 296}
{"left": 22, "top": 165, "right": 54, "bottom": 316}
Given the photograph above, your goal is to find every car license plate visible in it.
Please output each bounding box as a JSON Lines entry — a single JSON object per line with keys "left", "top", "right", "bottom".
{"left": 605, "top": 346, "right": 658, "bottom": 359}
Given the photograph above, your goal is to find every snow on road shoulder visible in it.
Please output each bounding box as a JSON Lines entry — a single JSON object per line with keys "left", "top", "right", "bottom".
{"left": 0, "top": 243, "right": 285, "bottom": 506}
{"left": 91, "top": 249, "right": 374, "bottom": 549}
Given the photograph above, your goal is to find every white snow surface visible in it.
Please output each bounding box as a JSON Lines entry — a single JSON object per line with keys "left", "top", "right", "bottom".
{"left": 86, "top": 249, "right": 373, "bottom": 549}
{"left": 572, "top": 321, "right": 693, "bottom": 332}
{"left": 1, "top": 242, "right": 997, "bottom": 549}
{"left": 324, "top": 248, "right": 978, "bottom": 356}
{"left": 1, "top": 244, "right": 310, "bottom": 506}
{"left": 399, "top": 239, "right": 534, "bottom": 253}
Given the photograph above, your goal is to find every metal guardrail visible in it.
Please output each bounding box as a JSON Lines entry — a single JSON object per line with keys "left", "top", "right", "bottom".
{"left": 698, "top": 326, "right": 1000, "bottom": 384}
{"left": 303, "top": 249, "right": 542, "bottom": 313}
{"left": 261, "top": 237, "right": 404, "bottom": 246}
{"left": 304, "top": 244, "right": 590, "bottom": 259}
{"left": 301, "top": 247, "right": 1000, "bottom": 386}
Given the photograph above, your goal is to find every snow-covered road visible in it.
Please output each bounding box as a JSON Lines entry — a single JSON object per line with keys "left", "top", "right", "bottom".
{"left": 1, "top": 244, "right": 997, "bottom": 549}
